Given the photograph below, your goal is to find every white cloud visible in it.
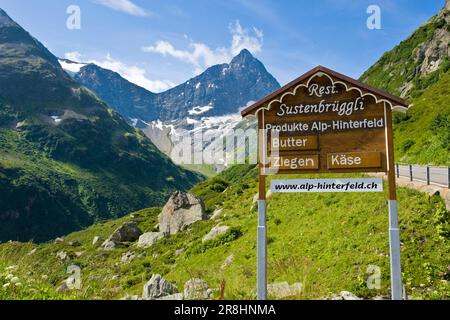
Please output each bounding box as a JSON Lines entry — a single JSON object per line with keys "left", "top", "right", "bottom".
{"left": 142, "top": 20, "right": 263, "bottom": 73}
{"left": 92, "top": 54, "right": 174, "bottom": 92}
{"left": 65, "top": 51, "right": 84, "bottom": 62}
{"left": 65, "top": 52, "right": 174, "bottom": 93}
{"left": 93, "top": 0, "right": 149, "bottom": 17}
{"left": 229, "top": 20, "right": 264, "bottom": 56}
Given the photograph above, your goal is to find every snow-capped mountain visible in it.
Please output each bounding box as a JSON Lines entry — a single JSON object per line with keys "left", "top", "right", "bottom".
{"left": 152, "top": 49, "right": 280, "bottom": 121}
{"left": 59, "top": 49, "right": 279, "bottom": 170}
{"left": 61, "top": 49, "right": 279, "bottom": 122}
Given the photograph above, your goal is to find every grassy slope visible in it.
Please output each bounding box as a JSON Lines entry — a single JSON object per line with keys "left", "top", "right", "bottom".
{"left": 1, "top": 165, "right": 449, "bottom": 300}
{"left": 0, "top": 121, "right": 203, "bottom": 243}
{"left": 393, "top": 71, "right": 450, "bottom": 165}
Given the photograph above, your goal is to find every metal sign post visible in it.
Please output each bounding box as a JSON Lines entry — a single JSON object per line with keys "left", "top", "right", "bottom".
{"left": 385, "top": 104, "right": 403, "bottom": 300}
{"left": 257, "top": 114, "right": 267, "bottom": 300}
{"left": 257, "top": 198, "right": 267, "bottom": 300}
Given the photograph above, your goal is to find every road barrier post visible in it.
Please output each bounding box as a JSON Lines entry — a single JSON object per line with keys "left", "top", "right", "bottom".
{"left": 409, "top": 164, "right": 413, "bottom": 182}
{"left": 396, "top": 163, "right": 399, "bottom": 178}
{"left": 426, "top": 166, "right": 430, "bottom": 185}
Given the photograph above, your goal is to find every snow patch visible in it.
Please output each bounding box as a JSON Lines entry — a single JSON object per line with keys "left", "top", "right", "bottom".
{"left": 152, "top": 119, "right": 165, "bottom": 130}
{"left": 58, "top": 59, "right": 87, "bottom": 73}
{"left": 188, "top": 104, "right": 214, "bottom": 115}
{"left": 130, "top": 118, "right": 139, "bottom": 126}
{"left": 51, "top": 116, "right": 62, "bottom": 124}
{"left": 186, "top": 118, "right": 200, "bottom": 125}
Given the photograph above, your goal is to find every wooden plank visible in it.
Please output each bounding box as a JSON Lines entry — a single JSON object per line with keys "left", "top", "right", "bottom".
{"left": 268, "top": 135, "right": 318, "bottom": 152}
{"left": 385, "top": 106, "right": 397, "bottom": 200}
{"left": 267, "top": 154, "right": 320, "bottom": 170}
{"left": 327, "top": 152, "right": 381, "bottom": 170}
{"left": 241, "top": 65, "right": 408, "bottom": 117}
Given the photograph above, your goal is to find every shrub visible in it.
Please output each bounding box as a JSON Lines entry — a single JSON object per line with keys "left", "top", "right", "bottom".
{"left": 401, "top": 139, "right": 415, "bottom": 152}
{"left": 189, "top": 227, "right": 243, "bottom": 255}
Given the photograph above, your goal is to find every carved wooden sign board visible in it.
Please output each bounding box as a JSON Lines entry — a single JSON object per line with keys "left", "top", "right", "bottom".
{"left": 241, "top": 66, "right": 408, "bottom": 176}
{"left": 241, "top": 66, "right": 409, "bottom": 301}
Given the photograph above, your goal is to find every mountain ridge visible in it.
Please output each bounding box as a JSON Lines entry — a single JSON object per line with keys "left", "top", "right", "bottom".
{"left": 69, "top": 49, "right": 280, "bottom": 122}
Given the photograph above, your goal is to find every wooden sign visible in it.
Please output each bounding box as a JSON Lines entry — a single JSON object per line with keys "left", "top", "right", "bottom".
{"left": 269, "top": 154, "right": 320, "bottom": 170}
{"left": 242, "top": 66, "right": 408, "bottom": 175}
{"left": 241, "top": 65, "right": 409, "bottom": 301}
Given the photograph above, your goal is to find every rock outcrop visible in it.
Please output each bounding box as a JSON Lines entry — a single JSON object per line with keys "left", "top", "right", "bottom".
{"left": 183, "top": 278, "right": 212, "bottom": 300}
{"left": 158, "top": 192, "right": 207, "bottom": 235}
{"left": 202, "top": 225, "right": 230, "bottom": 242}
{"left": 121, "top": 251, "right": 136, "bottom": 263}
{"left": 101, "top": 222, "right": 142, "bottom": 250}
{"left": 92, "top": 236, "right": 103, "bottom": 246}
{"left": 142, "top": 274, "right": 178, "bottom": 300}
{"left": 267, "top": 282, "right": 302, "bottom": 299}
{"left": 137, "top": 232, "right": 166, "bottom": 248}
{"left": 220, "top": 254, "right": 235, "bottom": 271}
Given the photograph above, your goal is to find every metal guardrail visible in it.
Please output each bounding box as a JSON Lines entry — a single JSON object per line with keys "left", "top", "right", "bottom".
{"left": 395, "top": 163, "right": 450, "bottom": 188}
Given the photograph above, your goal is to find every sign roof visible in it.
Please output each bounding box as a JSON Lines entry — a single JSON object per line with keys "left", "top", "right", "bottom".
{"left": 241, "top": 65, "right": 409, "bottom": 117}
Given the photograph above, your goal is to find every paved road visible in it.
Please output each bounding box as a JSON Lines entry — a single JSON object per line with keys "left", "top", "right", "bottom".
{"left": 397, "top": 164, "right": 448, "bottom": 188}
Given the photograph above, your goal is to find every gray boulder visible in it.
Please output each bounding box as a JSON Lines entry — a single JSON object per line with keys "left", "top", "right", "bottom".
{"left": 142, "top": 274, "right": 179, "bottom": 300}
{"left": 267, "top": 282, "right": 302, "bottom": 299}
{"left": 183, "top": 278, "right": 212, "bottom": 300}
{"left": 101, "top": 239, "right": 118, "bottom": 251}
{"left": 56, "top": 251, "right": 69, "bottom": 263}
{"left": 220, "top": 254, "right": 235, "bottom": 271}
{"left": 340, "top": 291, "right": 362, "bottom": 300}
{"left": 92, "top": 236, "right": 103, "bottom": 246}
{"left": 137, "top": 232, "right": 166, "bottom": 248}
{"left": 101, "top": 222, "right": 142, "bottom": 250}
{"left": 67, "top": 241, "right": 81, "bottom": 247}
{"left": 121, "top": 251, "right": 136, "bottom": 263}
{"left": 157, "top": 293, "right": 183, "bottom": 300}
{"left": 158, "top": 192, "right": 206, "bottom": 235}
{"left": 56, "top": 282, "right": 70, "bottom": 292}
{"left": 202, "top": 225, "right": 230, "bottom": 242}
{"left": 209, "top": 208, "right": 223, "bottom": 220}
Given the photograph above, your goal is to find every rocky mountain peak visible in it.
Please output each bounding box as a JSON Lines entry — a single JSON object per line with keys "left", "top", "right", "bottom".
{"left": 71, "top": 48, "right": 280, "bottom": 122}
{"left": 230, "top": 49, "right": 254, "bottom": 65}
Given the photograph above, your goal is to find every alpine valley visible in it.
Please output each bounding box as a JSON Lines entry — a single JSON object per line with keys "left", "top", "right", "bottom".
{"left": 0, "top": 9, "right": 201, "bottom": 242}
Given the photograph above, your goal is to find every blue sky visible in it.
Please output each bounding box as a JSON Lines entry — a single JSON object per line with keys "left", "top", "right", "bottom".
{"left": 0, "top": 0, "right": 445, "bottom": 92}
